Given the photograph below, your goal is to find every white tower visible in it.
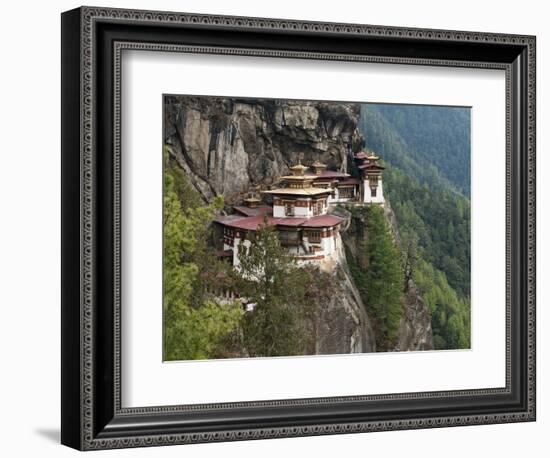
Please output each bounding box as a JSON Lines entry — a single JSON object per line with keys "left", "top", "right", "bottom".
{"left": 357, "top": 153, "right": 385, "bottom": 204}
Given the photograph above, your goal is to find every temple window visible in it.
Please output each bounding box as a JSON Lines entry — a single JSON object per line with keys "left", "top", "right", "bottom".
{"left": 279, "top": 230, "right": 300, "bottom": 246}
{"left": 308, "top": 230, "right": 321, "bottom": 243}
{"left": 285, "top": 203, "right": 295, "bottom": 216}
{"left": 340, "top": 187, "right": 353, "bottom": 198}
{"left": 313, "top": 200, "right": 324, "bottom": 215}
{"left": 371, "top": 187, "right": 377, "bottom": 197}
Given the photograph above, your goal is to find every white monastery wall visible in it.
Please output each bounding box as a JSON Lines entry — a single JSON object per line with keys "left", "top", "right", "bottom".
{"left": 363, "top": 179, "right": 385, "bottom": 204}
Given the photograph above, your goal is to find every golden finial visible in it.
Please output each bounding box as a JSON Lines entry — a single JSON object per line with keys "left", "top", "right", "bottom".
{"left": 289, "top": 155, "right": 309, "bottom": 176}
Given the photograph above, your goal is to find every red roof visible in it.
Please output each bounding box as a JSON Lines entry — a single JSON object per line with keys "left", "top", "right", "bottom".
{"left": 355, "top": 152, "right": 368, "bottom": 159}
{"left": 214, "top": 214, "right": 247, "bottom": 224}
{"left": 214, "top": 214, "right": 342, "bottom": 231}
{"left": 271, "top": 217, "right": 309, "bottom": 227}
{"left": 214, "top": 214, "right": 267, "bottom": 231}
{"left": 233, "top": 205, "right": 272, "bottom": 217}
{"left": 300, "top": 214, "right": 343, "bottom": 228}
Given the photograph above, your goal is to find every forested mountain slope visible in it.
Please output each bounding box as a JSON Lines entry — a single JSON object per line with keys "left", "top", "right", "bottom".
{"left": 361, "top": 104, "right": 471, "bottom": 196}
{"left": 359, "top": 104, "right": 471, "bottom": 350}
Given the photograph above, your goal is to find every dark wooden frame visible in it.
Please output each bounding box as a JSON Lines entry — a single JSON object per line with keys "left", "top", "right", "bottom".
{"left": 61, "top": 6, "right": 536, "bottom": 450}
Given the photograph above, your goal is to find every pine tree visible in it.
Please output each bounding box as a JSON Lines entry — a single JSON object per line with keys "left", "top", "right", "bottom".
{"left": 163, "top": 156, "right": 242, "bottom": 361}
{"left": 234, "top": 220, "right": 313, "bottom": 357}
{"left": 364, "top": 205, "right": 404, "bottom": 350}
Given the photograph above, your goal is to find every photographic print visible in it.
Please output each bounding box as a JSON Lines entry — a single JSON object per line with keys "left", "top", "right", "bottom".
{"left": 162, "top": 95, "right": 471, "bottom": 361}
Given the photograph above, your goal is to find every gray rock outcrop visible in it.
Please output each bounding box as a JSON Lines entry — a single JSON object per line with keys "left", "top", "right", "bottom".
{"left": 164, "top": 96, "right": 362, "bottom": 204}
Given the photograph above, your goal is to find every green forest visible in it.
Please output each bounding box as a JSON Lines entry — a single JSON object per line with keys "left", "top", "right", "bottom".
{"left": 347, "top": 206, "right": 404, "bottom": 351}
{"left": 373, "top": 104, "right": 471, "bottom": 196}
{"left": 163, "top": 154, "right": 242, "bottom": 361}
{"left": 359, "top": 104, "right": 471, "bottom": 350}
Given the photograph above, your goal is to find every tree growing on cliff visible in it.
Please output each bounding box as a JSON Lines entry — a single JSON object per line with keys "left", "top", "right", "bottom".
{"left": 235, "top": 221, "right": 313, "bottom": 357}
{"left": 364, "top": 205, "right": 404, "bottom": 350}
{"left": 163, "top": 158, "right": 242, "bottom": 361}
{"left": 380, "top": 167, "right": 471, "bottom": 350}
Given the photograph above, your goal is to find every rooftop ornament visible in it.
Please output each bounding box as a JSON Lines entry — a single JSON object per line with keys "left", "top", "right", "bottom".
{"left": 289, "top": 160, "right": 309, "bottom": 176}
{"left": 243, "top": 195, "right": 261, "bottom": 208}
{"left": 311, "top": 160, "right": 328, "bottom": 175}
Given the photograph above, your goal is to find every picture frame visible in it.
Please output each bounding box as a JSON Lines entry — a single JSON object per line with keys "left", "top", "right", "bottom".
{"left": 61, "top": 5, "right": 536, "bottom": 450}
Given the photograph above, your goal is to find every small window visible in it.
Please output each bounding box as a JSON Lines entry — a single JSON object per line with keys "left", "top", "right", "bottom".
{"left": 308, "top": 231, "right": 321, "bottom": 243}
{"left": 313, "top": 200, "right": 324, "bottom": 216}
{"left": 371, "top": 187, "right": 377, "bottom": 197}
{"left": 340, "top": 187, "right": 353, "bottom": 198}
{"left": 285, "top": 203, "right": 294, "bottom": 216}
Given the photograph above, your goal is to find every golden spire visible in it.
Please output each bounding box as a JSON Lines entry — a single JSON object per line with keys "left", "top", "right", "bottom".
{"left": 243, "top": 193, "right": 261, "bottom": 208}
{"left": 311, "top": 159, "right": 327, "bottom": 175}
{"left": 366, "top": 153, "right": 380, "bottom": 161}
{"left": 289, "top": 158, "right": 309, "bottom": 176}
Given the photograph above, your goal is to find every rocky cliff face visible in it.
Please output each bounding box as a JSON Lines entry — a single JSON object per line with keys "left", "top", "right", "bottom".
{"left": 310, "top": 239, "right": 376, "bottom": 355}
{"left": 395, "top": 276, "right": 434, "bottom": 351}
{"left": 384, "top": 204, "right": 434, "bottom": 351}
{"left": 164, "top": 96, "right": 362, "bottom": 204}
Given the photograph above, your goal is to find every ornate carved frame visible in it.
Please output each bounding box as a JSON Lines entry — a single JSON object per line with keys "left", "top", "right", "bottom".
{"left": 61, "top": 6, "right": 536, "bottom": 450}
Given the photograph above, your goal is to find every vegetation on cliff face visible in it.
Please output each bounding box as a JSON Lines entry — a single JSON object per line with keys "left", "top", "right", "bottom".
{"left": 385, "top": 167, "right": 470, "bottom": 298}
{"left": 363, "top": 206, "right": 404, "bottom": 349}
{"left": 384, "top": 165, "right": 471, "bottom": 351}
{"left": 411, "top": 257, "right": 470, "bottom": 350}
{"left": 347, "top": 206, "right": 404, "bottom": 350}
{"left": 163, "top": 154, "right": 242, "bottom": 361}
{"left": 359, "top": 104, "right": 471, "bottom": 350}
{"left": 234, "top": 223, "right": 315, "bottom": 357}
{"left": 165, "top": 154, "right": 204, "bottom": 213}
